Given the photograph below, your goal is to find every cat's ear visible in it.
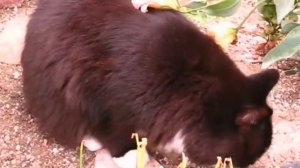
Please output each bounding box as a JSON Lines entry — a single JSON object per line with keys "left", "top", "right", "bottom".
{"left": 236, "top": 70, "right": 279, "bottom": 127}
{"left": 248, "top": 69, "right": 280, "bottom": 98}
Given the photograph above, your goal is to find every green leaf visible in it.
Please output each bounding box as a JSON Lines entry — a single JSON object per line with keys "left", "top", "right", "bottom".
{"left": 285, "top": 12, "right": 299, "bottom": 22}
{"left": 273, "top": 0, "right": 296, "bottom": 23}
{"left": 185, "top": 11, "right": 208, "bottom": 23}
{"left": 185, "top": 0, "right": 207, "bottom": 9}
{"left": 258, "top": 0, "right": 273, "bottom": 4}
{"left": 293, "top": 7, "right": 300, "bottom": 14}
{"left": 262, "top": 25, "right": 300, "bottom": 68}
{"left": 281, "top": 20, "right": 300, "bottom": 33}
{"left": 260, "top": 4, "right": 277, "bottom": 24}
{"left": 202, "top": 0, "right": 241, "bottom": 17}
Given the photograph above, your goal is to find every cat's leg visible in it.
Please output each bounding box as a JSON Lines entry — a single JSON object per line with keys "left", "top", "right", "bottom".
{"left": 83, "top": 136, "right": 162, "bottom": 168}
{"left": 114, "top": 149, "right": 163, "bottom": 168}
{"left": 113, "top": 149, "right": 149, "bottom": 168}
{"left": 83, "top": 136, "right": 120, "bottom": 168}
{"left": 94, "top": 149, "right": 121, "bottom": 168}
{"left": 83, "top": 135, "right": 103, "bottom": 151}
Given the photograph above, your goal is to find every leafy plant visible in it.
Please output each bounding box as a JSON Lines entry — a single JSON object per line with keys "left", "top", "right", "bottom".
{"left": 206, "top": 0, "right": 300, "bottom": 68}
{"left": 142, "top": 0, "right": 300, "bottom": 68}
{"left": 183, "top": 0, "right": 242, "bottom": 23}
{"left": 257, "top": 0, "right": 300, "bottom": 68}
{"left": 258, "top": 0, "right": 300, "bottom": 40}
{"left": 142, "top": 0, "right": 241, "bottom": 23}
{"left": 139, "top": 0, "right": 242, "bottom": 46}
{"left": 262, "top": 25, "right": 300, "bottom": 68}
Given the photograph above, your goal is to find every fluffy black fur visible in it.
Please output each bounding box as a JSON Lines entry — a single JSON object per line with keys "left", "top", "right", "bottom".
{"left": 21, "top": 0, "right": 280, "bottom": 166}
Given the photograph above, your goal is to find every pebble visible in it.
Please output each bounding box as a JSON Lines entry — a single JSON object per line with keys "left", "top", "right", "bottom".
{"left": 26, "top": 154, "right": 33, "bottom": 160}
{"left": 52, "top": 147, "right": 59, "bottom": 154}
{"left": 70, "top": 157, "right": 76, "bottom": 162}
{"left": 13, "top": 126, "right": 19, "bottom": 132}
{"left": 26, "top": 136, "right": 31, "bottom": 144}
{"left": 21, "top": 162, "right": 27, "bottom": 167}
{"left": 16, "top": 145, "right": 21, "bottom": 151}
{"left": 13, "top": 71, "right": 20, "bottom": 79}
{"left": 31, "top": 161, "right": 41, "bottom": 168}
{"left": 11, "top": 159, "right": 17, "bottom": 165}
{"left": 4, "top": 135, "right": 10, "bottom": 142}
{"left": 63, "top": 158, "right": 70, "bottom": 164}
{"left": 42, "top": 139, "right": 47, "bottom": 146}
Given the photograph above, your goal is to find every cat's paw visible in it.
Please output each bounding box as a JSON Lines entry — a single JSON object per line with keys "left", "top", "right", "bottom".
{"left": 83, "top": 135, "right": 103, "bottom": 151}
{"left": 94, "top": 149, "right": 121, "bottom": 168}
{"left": 114, "top": 150, "right": 163, "bottom": 168}
{"left": 114, "top": 149, "right": 149, "bottom": 168}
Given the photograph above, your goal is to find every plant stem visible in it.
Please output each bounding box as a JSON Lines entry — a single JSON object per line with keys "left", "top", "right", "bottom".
{"left": 236, "top": 1, "right": 265, "bottom": 31}
{"left": 176, "top": 0, "right": 181, "bottom": 8}
{"left": 79, "top": 141, "right": 84, "bottom": 168}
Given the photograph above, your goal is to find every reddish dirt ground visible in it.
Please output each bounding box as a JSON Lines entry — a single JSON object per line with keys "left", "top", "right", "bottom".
{"left": 0, "top": 0, "right": 299, "bottom": 168}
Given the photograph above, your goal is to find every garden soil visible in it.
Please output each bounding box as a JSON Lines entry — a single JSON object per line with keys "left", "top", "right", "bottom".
{"left": 0, "top": 0, "right": 299, "bottom": 167}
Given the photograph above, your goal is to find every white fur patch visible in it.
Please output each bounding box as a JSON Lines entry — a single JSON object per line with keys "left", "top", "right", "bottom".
{"left": 163, "top": 130, "right": 186, "bottom": 154}
{"left": 83, "top": 135, "right": 103, "bottom": 151}
{"left": 94, "top": 149, "right": 120, "bottom": 168}
{"left": 114, "top": 149, "right": 150, "bottom": 168}
{"left": 114, "top": 150, "right": 163, "bottom": 168}
{"left": 84, "top": 136, "right": 163, "bottom": 168}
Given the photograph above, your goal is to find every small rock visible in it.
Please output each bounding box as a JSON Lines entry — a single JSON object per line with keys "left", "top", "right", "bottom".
{"left": 11, "top": 159, "right": 17, "bottom": 165}
{"left": 42, "top": 139, "right": 47, "bottom": 146}
{"left": 31, "top": 161, "right": 41, "bottom": 168}
{"left": 25, "top": 154, "right": 32, "bottom": 160}
{"left": 22, "top": 162, "right": 28, "bottom": 167}
{"left": 16, "top": 145, "right": 21, "bottom": 151}
{"left": 0, "top": 15, "right": 29, "bottom": 65}
{"left": 70, "top": 157, "right": 76, "bottom": 162}
{"left": 13, "top": 71, "right": 20, "bottom": 79}
{"left": 13, "top": 126, "right": 19, "bottom": 132}
{"left": 20, "top": 154, "right": 26, "bottom": 161}
{"left": 63, "top": 158, "right": 70, "bottom": 164}
{"left": 26, "top": 137, "right": 31, "bottom": 144}
{"left": 52, "top": 147, "right": 59, "bottom": 154}
{"left": 4, "top": 135, "right": 10, "bottom": 142}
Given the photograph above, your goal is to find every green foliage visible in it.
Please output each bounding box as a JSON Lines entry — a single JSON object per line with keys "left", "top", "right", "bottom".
{"left": 262, "top": 25, "right": 300, "bottom": 68}
{"left": 258, "top": 0, "right": 299, "bottom": 39}
{"left": 202, "top": 0, "right": 241, "bottom": 17}
{"left": 258, "top": 0, "right": 300, "bottom": 68}
{"left": 180, "top": 0, "right": 241, "bottom": 23}
{"left": 274, "top": 0, "right": 295, "bottom": 23}
{"left": 185, "top": 0, "right": 207, "bottom": 9}
{"left": 281, "top": 20, "right": 300, "bottom": 33}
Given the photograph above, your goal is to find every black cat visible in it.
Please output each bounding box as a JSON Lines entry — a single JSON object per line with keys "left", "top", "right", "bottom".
{"left": 21, "top": 0, "right": 279, "bottom": 167}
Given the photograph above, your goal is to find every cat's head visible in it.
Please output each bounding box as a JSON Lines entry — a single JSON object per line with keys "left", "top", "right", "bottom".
{"left": 181, "top": 69, "right": 280, "bottom": 167}
{"left": 157, "top": 69, "right": 279, "bottom": 167}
